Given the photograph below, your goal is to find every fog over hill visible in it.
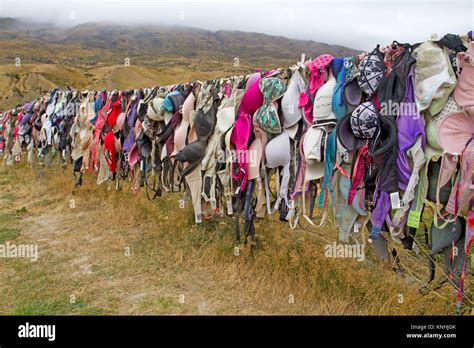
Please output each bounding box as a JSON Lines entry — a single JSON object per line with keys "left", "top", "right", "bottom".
{"left": 0, "top": 18, "right": 359, "bottom": 65}
{"left": 0, "top": 18, "right": 360, "bottom": 108}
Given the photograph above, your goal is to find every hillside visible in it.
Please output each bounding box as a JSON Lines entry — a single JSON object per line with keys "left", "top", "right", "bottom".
{"left": 0, "top": 18, "right": 359, "bottom": 109}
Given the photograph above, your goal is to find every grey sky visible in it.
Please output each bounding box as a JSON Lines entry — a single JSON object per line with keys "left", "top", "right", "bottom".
{"left": 0, "top": 0, "right": 472, "bottom": 49}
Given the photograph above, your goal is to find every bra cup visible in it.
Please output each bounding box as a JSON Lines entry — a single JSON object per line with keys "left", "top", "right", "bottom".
{"left": 158, "top": 142, "right": 166, "bottom": 162}
{"left": 137, "top": 132, "right": 152, "bottom": 159}
{"left": 134, "top": 119, "right": 142, "bottom": 138}
{"left": 46, "top": 100, "right": 55, "bottom": 116}
{"left": 202, "top": 101, "right": 237, "bottom": 170}
{"left": 182, "top": 93, "right": 196, "bottom": 124}
{"left": 302, "top": 127, "right": 320, "bottom": 162}
{"left": 216, "top": 107, "right": 235, "bottom": 133}
{"left": 255, "top": 78, "right": 286, "bottom": 134}
{"left": 246, "top": 72, "right": 261, "bottom": 91}
{"left": 147, "top": 97, "right": 164, "bottom": 121}
{"left": 201, "top": 135, "right": 219, "bottom": 171}
{"left": 240, "top": 78, "right": 264, "bottom": 115}
{"left": 344, "top": 79, "right": 362, "bottom": 109}
{"left": 115, "top": 112, "right": 126, "bottom": 131}
{"left": 255, "top": 100, "right": 283, "bottom": 135}
{"left": 171, "top": 93, "right": 186, "bottom": 112}
{"left": 265, "top": 131, "right": 290, "bottom": 168}
{"left": 194, "top": 110, "right": 207, "bottom": 138}
{"left": 188, "top": 126, "right": 197, "bottom": 143}
{"left": 195, "top": 107, "right": 216, "bottom": 141}
{"left": 454, "top": 51, "right": 474, "bottom": 107}
{"left": 129, "top": 145, "right": 139, "bottom": 167}
{"left": 282, "top": 70, "right": 305, "bottom": 128}
{"left": 248, "top": 138, "right": 263, "bottom": 180}
{"left": 175, "top": 140, "right": 204, "bottom": 163}
{"left": 371, "top": 116, "right": 397, "bottom": 157}
{"left": 426, "top": 97, "right": 461, "bottom": 150}
{"left": 175, "top": 140, "right": 205, "bottom": 179}
{"left": 79, "top": 129, "right": 89, "bottom": 149}
{"left": 163, "top": 91, "right": 181, "bottom": 113}
{"left": 188, "top": 109, "right": 197, "bottom": 129}
{"left": 438, "top": 109, "right": 474, "bottom": 155}
{"left": 301, "top": 127, "right": 324, "bottom": 182}
{"left": 252, "top": 113, "right": 268, "bottom": 149}
{"left": 231, "top": 111, "right": 252, "bottom": 151}
{"left": 312, "top": 73, "right": 336, "bottom": 123}
{"left": 172, "top": 121, "right": 189, "bottom": 156}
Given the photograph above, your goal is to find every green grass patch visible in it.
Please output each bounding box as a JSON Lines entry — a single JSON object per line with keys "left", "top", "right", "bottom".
{"left": 14, "top": 299, "right": 92, "bottom": 315}
{"left": 35, "top": 198, "right": 58, "bottom": 207}
{"left": 139, "top": 296, "right": 177, "bottom": 311}
{"left": 0, "top": 212, "right": 16, "bottom": 226}
{"left": 0, "top": 227, "right": 21, "bottom": 243}
{"left": 15, "top": 206, "right": 28, "bottom": 215}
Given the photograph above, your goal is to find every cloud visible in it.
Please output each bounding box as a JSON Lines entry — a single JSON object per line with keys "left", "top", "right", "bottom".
{"left": 1, "top": 0, "right": 472, "bottom": 49}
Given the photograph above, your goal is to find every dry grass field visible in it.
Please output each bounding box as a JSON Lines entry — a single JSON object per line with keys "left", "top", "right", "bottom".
{"left": 0, "top": 160, "right": 470, "bottom": 315}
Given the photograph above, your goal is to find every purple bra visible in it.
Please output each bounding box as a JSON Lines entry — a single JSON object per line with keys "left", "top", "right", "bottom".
{"left": 397, "top": 65, "right": 426, "bottom": 189}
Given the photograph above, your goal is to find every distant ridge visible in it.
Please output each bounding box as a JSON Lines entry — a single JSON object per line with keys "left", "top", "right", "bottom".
{"left": 0, "top": 18, "right": 360, "bottom": 109}
{"left": 0, "top": 18, "right": 359, "bottom": 66}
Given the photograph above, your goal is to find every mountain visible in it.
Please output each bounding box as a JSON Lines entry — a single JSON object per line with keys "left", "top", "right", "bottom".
{"left": 0, "top": 18, "right": 359, "bottom": 109}
{"left": 0, "top": 18, "right": 358, "bottom": 65}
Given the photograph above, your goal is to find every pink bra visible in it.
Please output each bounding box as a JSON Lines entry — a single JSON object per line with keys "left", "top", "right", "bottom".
{"left": 172, "top": 93, "right": 196, "bottom": 156}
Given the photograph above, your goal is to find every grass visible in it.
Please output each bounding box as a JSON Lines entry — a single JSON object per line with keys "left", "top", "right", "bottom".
{"left": 0, "top": 159, "right": 471, "bottom": 315}
{"left": 0, "top": 227, "right": 21, "bottom": 243}
{"left": 15, "top": 206, "right": 28, "bottom": 214}
{"left": 14, "top": 299, "right": 87, "bottom": 316}
{"left": 0, "top": 211, "right": 21, "bottom": 243}
{"left": 0, "top": 193, "right": 16, "bottom": 200}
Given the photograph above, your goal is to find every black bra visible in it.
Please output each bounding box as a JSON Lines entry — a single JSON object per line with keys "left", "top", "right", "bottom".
{"left": 194, "top": 91, "right": 221, "bottom": 141}
{"left": 175, "top": 140, "right": 206, "bottom": 181}
{"left": 173, "top": 86, "right": 221, "bottom": 180}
